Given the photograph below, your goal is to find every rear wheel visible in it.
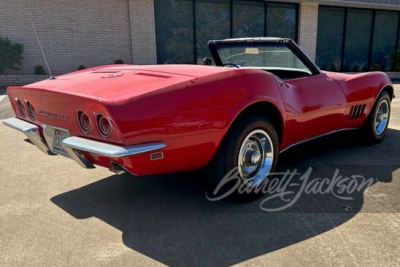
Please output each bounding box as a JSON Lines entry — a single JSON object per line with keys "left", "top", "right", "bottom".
{"left": 361, "top": 91, "right": 391, "bottom": 143}
{"left": 206, "top": 116, "right": 279, "bottom": 200}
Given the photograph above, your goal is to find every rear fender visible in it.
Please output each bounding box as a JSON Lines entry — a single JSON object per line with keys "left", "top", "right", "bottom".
{"left": 107, "top": 69, "right": 286, "bottom": 174}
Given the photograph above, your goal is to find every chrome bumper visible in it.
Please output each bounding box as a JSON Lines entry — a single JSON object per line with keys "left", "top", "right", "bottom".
{"left": 3, "top": 118, "right": 166, "bottom": 169}
{"left": 3, "top": 118, "right": 54, "bottom": 155}
{"left": 61, "top": 137, "right": 165, "bottom": 169}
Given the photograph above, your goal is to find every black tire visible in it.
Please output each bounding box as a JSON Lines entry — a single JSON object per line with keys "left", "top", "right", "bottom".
{"left": 206, "top": 116, "right": 279, "bottom": 201}
{"left": 360, "top": 91, "right": 391, "bottom": 143}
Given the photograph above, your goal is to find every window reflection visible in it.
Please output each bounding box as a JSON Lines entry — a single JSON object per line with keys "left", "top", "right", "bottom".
{"left": 317, "top": 6, "right": 400, "bottom": 72}
{"left": 232, "top": 0, "right": 264, "bottom": 38}
{"left": 196, "top": 0, "right": 230, "bottom": 64}
{"left": 316, "top": 7, "right": 345, "bottom": 71}
{"left": 343, "top": 9, "right": 373, "bottom": 72}
{"left": 155, "top": 0, "right": 299, "bottom": 64}
{"left": 267, "top": 3, "right": 297, "bottom": 40}
{"left": 371, "top": 11, "right": 399, "bottom": 70}
{"left": 155, "top": 0, "right": 194, "bottom": 64}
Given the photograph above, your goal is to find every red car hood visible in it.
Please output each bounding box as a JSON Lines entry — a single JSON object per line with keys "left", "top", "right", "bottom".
{"left": 18, "top": 65, "right": 231, "bottom": 103}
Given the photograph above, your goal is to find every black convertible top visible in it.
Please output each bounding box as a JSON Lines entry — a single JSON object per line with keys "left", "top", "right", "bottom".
{"left": 208, "top": 37, "right": 291, "bottom": 45}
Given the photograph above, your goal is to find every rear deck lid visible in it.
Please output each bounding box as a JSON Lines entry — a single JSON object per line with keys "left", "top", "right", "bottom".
{"left": 20, "top": 65, "right": 230, "bottom": 103}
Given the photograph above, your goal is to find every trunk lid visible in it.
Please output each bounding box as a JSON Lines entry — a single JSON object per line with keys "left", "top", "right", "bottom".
{"left": 18, "top": 64, "right": 230, "bottom": 103}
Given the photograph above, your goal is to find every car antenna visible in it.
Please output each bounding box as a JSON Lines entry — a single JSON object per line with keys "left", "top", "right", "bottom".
{"left": 31, "top": 21, "right": 55, "bottom": 80}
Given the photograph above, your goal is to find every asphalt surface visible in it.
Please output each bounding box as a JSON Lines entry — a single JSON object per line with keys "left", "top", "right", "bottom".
{"left": 0, "top": 85, "right": 400, "bottom": 266}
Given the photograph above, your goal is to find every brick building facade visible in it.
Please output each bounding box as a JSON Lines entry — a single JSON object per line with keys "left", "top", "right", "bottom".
{"left": 1, "top": 0, "right": 400, "bottom": 85}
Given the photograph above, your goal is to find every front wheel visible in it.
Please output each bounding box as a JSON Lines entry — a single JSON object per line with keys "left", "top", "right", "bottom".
{"left": 361, "top": 91, "right": 391, "bottom": 142}
{"left": 206, "top": 116, "right": 279, "bottom": 200}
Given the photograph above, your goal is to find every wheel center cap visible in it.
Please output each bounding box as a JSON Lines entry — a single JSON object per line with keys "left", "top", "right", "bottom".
{"left": 250, "top": 151, "right": 261, "bottom": 165}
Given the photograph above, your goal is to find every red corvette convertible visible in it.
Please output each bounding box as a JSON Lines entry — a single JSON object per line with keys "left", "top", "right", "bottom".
{"left": 4, "top": 38, "right": 393, "bottom": 197}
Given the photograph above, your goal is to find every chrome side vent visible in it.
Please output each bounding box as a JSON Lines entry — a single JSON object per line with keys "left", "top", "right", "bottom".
{"left": 349, "top": 104, "right": 366, "bottom": 120}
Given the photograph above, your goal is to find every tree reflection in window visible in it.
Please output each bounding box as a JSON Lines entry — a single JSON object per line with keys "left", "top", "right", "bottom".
{"left": 155, "top": 0, "right": 194, "bottom": 64}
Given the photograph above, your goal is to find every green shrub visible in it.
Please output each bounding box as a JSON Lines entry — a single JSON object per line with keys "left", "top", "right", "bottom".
{"left": 351, "top": 64, "right": 360, "bottom": 72}
{"left": 114, "top": 59, "right": 124, "bottom": 64}
{"left": 0, "top": 35, "right": 24, "bottom": 73}
{"left": 329, "top": 63, "right": 337, "bottom": 72}
{"left": 202, "top": 57, "right": 212, "bottom": 65}
{"left": 391, "top": 50, "right": 400, "bottom": 71}
{"left": 77, "top": 64, "right": 86, "bottom": 70}
{"left": 372, "top": 64, "right": 382, "bottom": 71}
{"left": 34, "top": 65, "right": 46, "bottom": 75}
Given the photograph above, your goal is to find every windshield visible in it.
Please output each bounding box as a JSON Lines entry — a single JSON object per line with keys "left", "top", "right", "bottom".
{"left": 216, "top": 42, "right": 311, "bottom": 74}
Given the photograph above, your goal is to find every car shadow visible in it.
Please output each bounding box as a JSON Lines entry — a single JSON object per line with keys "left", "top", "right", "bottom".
{"left": 51, "top": 129, "right": 400, "bottom": 267}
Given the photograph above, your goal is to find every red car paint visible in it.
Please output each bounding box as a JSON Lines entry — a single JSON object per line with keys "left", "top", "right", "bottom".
{"left": 7, "top": 64, "right": 393, "bottom": 175}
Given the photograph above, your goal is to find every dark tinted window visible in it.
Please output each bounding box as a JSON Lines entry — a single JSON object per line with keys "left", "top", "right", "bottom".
{"left": 154, "top": 0, "right": 194, "bottom": 64}
{"left": 267, "top": 3, "right": 297, "bottom": 40}
{"left": 196, "top": 0, "right": 230, "bottom": 63}
{"left": 316, "top": 7, "right": 345, "bottom": 71}
{"left": 343, "top": 9, "right": 373, "bottom": 71}
{"left": 371, "top": 11, "right": 399, "bottom": 70}
{"left": 154, "top": 0, "right": 299, "bottom": 64}
{"left": 232, "top": 0, "right": 264, "bottom": 38}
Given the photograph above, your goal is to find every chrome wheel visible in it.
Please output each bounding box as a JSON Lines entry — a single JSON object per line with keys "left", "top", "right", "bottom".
{"left": 238, "top": 129, "right": 274, "bottom": 186}
{"left": 374, "top": 99, "right": 389, "bottom": 136}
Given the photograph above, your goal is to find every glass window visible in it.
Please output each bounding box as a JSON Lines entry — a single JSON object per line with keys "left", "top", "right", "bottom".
{"left": 195, "top": 0, "right": 230, "bottom": 64}
{"left": 154, "top": 0, "right": 299, "bottom": 65}
{"left": 154, "top": 0, "right": 194, "bottom": 64}
{"left": 396, "top": 24, "right": 400, "bottom": 71}
{"left": 371, "top": 11, "right": 399, "bottom": 70}
{"left": 216, "top": 42, "right": 310, "bottom": 73}
{"left": 343, "top": 9, "right": 373, "bottom": 72}
{"left": 232, "top": 0, "right": 264, "bottom": 38}
{"left": 316, "top": 7, "right": 345, "bottom": 71}
{"left": 267, "top": 3, "right": 297, "bottom": 41}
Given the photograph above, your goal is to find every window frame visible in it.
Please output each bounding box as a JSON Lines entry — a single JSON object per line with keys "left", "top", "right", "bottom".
{"left": 154, "top": 0, "right": 299, "bottom": 64}
{"left": 317, "top": 5, "right": 400, "bottom": 72}
{"left": 208, "top": 38, "right": 321, "bottom": 75}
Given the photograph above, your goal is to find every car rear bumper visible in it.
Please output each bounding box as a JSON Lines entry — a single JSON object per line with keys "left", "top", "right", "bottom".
{"left": 3, "top": 118, "right": 165, "bottom": 171}
{"left": 3, "top": 118, "right": 54, "bottom": 155}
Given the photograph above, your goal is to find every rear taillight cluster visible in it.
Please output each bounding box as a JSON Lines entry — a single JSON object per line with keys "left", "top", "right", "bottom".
{"left": 77, "top": 111, "right": 112, "bottom": 138}
{"left": 77, "top": 111, "right": 92, "bottom": 133}
{"left": 96, "top": 114, "right": 112, "bottom": 137}
{"left": 26, "top": 101, "right": 36, "bottom": 120}
{"left": 15, "top": 98, "right": 35, "bottom": 120}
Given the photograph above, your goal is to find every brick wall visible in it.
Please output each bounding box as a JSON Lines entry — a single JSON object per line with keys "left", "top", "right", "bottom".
{"left": 298, "top": 2, "right": 319, "bottom": 62}
{"left": 128, "top": 0, "right": 157, "bottom": 65}
{"left": 0, "top": 75, "right": 48, "bottom": 87}
{"left": 0, "top": 0, "right": 133, "bottom": 75}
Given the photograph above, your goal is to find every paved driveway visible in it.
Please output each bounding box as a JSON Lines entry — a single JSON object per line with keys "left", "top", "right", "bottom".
{"left": 0, "top": 85, "right": 399, "bottom": 266}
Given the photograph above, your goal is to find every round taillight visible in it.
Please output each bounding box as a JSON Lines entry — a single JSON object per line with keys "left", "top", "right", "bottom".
{"left": 15, "top": 99, "right": 26, "bottom": 117}
{"left": 97, "top": 114, "right": 112, "bottom": 137}
{"left": 26, "top": 101, "right": 35, "bottom": 120}
{"left": 77, "top": 111, "right": 91, "bottom": 133}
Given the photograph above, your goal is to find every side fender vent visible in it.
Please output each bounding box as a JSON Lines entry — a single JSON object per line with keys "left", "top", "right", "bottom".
{"left": 349, "top": 104, "right": 366, "bottom": 120}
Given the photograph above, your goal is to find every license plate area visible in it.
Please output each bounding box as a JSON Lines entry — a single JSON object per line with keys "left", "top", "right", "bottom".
{"left": 42, "top": 125, "right": 70, "bottom": 157}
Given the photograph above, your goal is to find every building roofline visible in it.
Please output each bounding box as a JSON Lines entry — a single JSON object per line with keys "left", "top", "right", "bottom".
{"left": 274, "top": 0, "right": 400, "bottom": 11}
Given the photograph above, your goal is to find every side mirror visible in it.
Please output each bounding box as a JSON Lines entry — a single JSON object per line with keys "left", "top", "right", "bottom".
{"left": 202, "top": 57, "right": 213, "bottom": 66}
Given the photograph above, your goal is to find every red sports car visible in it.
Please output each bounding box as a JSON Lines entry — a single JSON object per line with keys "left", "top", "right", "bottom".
{"left": 3, "top": 38, "right": 393, "bottom": 198}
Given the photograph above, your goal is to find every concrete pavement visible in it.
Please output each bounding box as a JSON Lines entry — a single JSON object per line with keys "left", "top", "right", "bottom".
{"left": 0, "top": 86, "right": 399, "bottom": 266}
